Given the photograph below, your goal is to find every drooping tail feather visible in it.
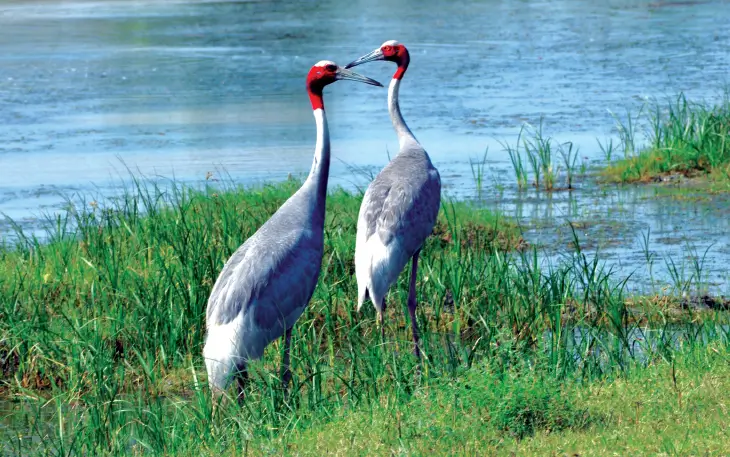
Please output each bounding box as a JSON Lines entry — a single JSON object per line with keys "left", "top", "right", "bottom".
{"left": 357, "top": 287, "right": 369, "bottom": 312}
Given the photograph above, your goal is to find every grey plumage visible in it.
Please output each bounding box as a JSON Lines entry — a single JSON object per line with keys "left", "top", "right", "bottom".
{"left": 203, "top": 61, "right": 383, "bottom": 400}
{"left": 205, "top": 180, "right": 325, "bottom": 351}
{"left": 357, "top": 139, "right": 441, "bottom": 299}
{"left": 362, "top": 142, "right": 440, "bottom": 247}
{"left": 350, "top": 41, "right": 442, "bottom": 358}
{"left": 203, "top": 158, "right": 328, "bottom": 398}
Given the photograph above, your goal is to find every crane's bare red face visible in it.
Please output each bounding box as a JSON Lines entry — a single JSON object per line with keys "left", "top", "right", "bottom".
{"left": 381, "top": 44, "right": 408, "bottom": 64}
{"left": 307, "top": 61, "right": 381, "bottom": 92}
{"left": 306, "top": 63, "right": 339, "bottom": 92}
{"left": 345, "top": 41, "right": 410, "bottom": 79}
{"left": 306, "top": 61, "right": 382, "bottom": 110}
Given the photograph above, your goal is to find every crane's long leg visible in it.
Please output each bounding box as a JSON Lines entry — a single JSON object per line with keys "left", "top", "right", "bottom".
{"left": 281, "top": 327, "right": 293, "bottom": 390}
{"left": 234, "top": 361, "right": 249, "bottom": 406}
{"left": 407, "top": 250, "right": 422, "bottom": 359}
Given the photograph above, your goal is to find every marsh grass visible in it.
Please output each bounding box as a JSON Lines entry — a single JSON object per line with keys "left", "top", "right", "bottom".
{"left": 597, "top": 137, "right": 616, "bottom": 163}
{"left": 0, "top": 176, "right": 727, "bottom": 455}
{"left": 558, "top": 141, "right": 579, "bottom": 190}
{"left": 468, "top": 148, "right": 490, "bottom": 199}
{"left": 523, "top": 121, "right": 557, "bottom": 190}
{"left": 602, "top": 93, "right": 730, "bottom": 184}
{"left": 610, "top": 105, "right": 643, "bottom": 160}
{"left": 503, "top": 129, "right": 528, "bottom": 190}
{"left": 503, "top": 121, "right": 580, "bottom": 191}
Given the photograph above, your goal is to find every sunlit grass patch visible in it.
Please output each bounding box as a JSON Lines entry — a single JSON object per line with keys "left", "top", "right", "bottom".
{"left": 249, "top": 345, "right": 729, "bottom": 456}
{"left": 601, "top": 92, "right": 730, "bottom": 186}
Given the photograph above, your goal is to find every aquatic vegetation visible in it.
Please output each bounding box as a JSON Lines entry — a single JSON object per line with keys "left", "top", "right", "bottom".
{"left": 502, "top": 128, "right": 529, "bottom": 191}
{"left": 558, "top": 140, "right": 579, "bottom": 190}
{"left": 523, "top": 121, "right": 557, "bottom": 190}
{"left": 610, "top": 105, "right": 643, "bottom": 160}
{"left": 602, "top": 92, "right": 730, "bottom": 185}
{"left": 502, "top": 121, "right": 580, "bottom": 191}
{"left": 0, "top": 177, "right": 727, "bottom": 455}
{"left": 468, "top": 148, "right": 490, "bottom": 199}
{"left": 597, "top": 137, "right": 617, "bottom": 163}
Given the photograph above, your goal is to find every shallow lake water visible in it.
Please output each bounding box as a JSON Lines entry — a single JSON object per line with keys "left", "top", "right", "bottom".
{"left": 1, "top": 0, "right": 730, "bottom": 293}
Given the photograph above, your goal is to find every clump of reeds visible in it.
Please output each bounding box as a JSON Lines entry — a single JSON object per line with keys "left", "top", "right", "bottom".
{"left": 502, "top": 121, "right": 580, "bottom": 191}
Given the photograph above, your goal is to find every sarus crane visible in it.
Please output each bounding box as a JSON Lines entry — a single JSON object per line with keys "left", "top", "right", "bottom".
{"left": 203, "top": 61, "right": 382, "bottom": 401}
{"left": 347, "top": 41, "right": 441, "bottom": 359}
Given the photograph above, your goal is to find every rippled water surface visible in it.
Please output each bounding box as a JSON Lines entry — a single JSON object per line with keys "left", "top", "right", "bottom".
{"left": 1, "top": 0, "right": 730, "bottom": 291}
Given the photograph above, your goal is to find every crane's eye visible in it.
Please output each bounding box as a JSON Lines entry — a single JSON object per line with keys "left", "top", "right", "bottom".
{"left": 383, "top": 46, "right": 392, "bottom": 52}
{"left": 325, "top": 64, "right": 337, "bottom": 72}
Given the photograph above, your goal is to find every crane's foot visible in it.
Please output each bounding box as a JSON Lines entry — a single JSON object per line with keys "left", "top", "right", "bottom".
{"left": 281, "top": 327, "right": 293, "bottom": 400}
{"left": 376, "top": 309, "right": 386, "bottom": 342}
{"left": 281, "top": 368, "right": 292, "bottom": 391}
{"left": 407, "top": 251, "right": 422, "bottom": 361}
{"left": 407, "top": 299, "right": 422, "bottom": 360}
{"left": 234, "top": 362, "right": 249, "bottom": 406}
{"left": 411, "top": 326, "right": 421, "bottom": 359}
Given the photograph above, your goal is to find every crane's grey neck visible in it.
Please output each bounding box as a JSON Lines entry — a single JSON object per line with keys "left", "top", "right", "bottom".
{"left": 388, "top": 77, "right": 417, "bottom": 149}
{"left": 307, "top": 108, "right": 330, "bottom": 198}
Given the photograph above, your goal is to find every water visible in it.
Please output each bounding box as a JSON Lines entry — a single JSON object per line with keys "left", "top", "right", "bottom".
{"left": 0, "top": 400, "right": 58, "bottom": 455}
{"left": 493, "top": 181, "right": 730, "bottom": 293}
{"left": 1, "top": 0, "right": 730, "bottom": 292}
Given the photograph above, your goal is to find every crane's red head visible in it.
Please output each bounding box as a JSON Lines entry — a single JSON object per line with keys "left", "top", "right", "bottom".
{"left": 345, "top": 40, "right": 411, "bottom": 80}
{"left": 306, "top": 60, "right": 383, "bottom": 110}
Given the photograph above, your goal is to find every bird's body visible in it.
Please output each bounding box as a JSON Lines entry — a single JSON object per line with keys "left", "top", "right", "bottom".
{"left": 355, "top": 137, "right": 440, "bottom": 313}
{"left": 203, "top": 61, "right": 382, "bottom": 399}
{"left": 204, "top": 175, "right": 326, "bottom": 389}
{"left": 348, "top": 41, "right": 441, "bottom": 356}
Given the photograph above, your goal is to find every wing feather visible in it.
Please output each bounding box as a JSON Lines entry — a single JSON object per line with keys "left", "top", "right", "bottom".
{"left": 206, "top": 227, "right": 323, "bottom": 330}
{"left": 354, "top": 144, "right": 442, "bottom": 311}
{"left": 367, "top": 167, "right": 441, "bottom": 255}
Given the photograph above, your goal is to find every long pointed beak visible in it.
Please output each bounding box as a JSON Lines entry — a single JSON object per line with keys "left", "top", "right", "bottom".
{"left": 345, "top": 48, "right": 384, "bottom": 69}
{"left": 336, "top": 67, "right": 383, "bottom": 87}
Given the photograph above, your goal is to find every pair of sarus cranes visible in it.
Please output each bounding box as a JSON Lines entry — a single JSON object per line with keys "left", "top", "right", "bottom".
{"left": 203, "top": 40, "right": 441, "bottom": 402}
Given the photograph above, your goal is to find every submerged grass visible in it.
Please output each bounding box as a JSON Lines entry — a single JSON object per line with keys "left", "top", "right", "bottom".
{"left": 502, "top": 121, "right": 581, "bottom": 192}
{"left": 601, "top": 93, "right": 730, "bottom": 186}
{"left": 0, "top": 176, "right": 727, "bottom": 455}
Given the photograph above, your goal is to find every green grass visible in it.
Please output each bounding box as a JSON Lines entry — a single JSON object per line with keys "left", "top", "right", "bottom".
{"left": 601, "top": 93, "right": 730, "bottom": 187}
{"left": 0, "top": 176, "right": 727, "bottom": 456}
{"left": 253, "top": 344, "right": 730, "bottom": 456}
{"left": 501, "top": 121, "right": 581, "bottom": 192}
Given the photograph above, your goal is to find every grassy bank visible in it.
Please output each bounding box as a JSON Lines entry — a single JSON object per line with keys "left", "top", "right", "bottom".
{"left": 600, "top": 93, "right": 730, "bottom": 187}
{"left": 0, "top": 177, "right": 727, "bottom": 455}
{"left": 243, "top": 345, "right": 730, "bottom": 456}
